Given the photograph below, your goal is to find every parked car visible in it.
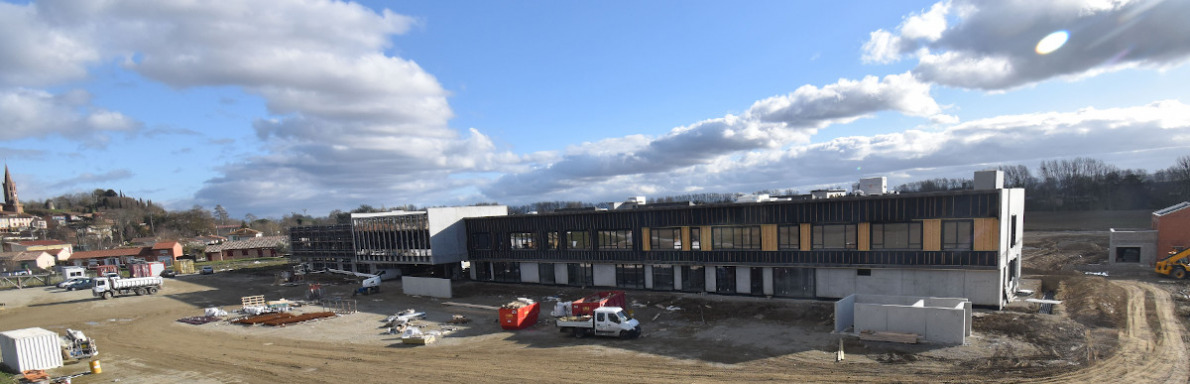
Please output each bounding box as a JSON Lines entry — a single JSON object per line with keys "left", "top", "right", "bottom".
{"left": 57, "top": 277, "right": 88, "bottom": 288}
{"left": 64, "top": 278, "right": 93, "bottom": 291}
{"left": 160, "top": 269, "right": 178, "bottom": 278}
{"left": 200, "top": 266, "right": 214, "bottom": 275}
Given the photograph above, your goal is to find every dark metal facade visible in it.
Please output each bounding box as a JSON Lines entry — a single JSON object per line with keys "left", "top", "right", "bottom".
{"left": 351, "top": 213, "right": 433, "bottom": 264}
{"left": 465, "top": 190, "right": 1003, "bottom": 269}
{"left": 290, "top": 224, "right": 354, "bottom": 265}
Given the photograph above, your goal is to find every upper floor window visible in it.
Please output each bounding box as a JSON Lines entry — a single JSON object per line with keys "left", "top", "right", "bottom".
{"left": 690, "top": 227, "right": 702, "bottom": 250}
{"left": 471, "top": 232, "right": 492, "bottom": 250}
{"left": 812, "top": 224, "right": 857, "bottom": 249}
{"left": 509, "top": 232, "right": 536, "bottom": 250}
{"left": 597, "top": 230, "right": 633, "bottom": 250}
{"left": 566, "top": 231, "right": 590, "bottom": 251}
{"left": 942, "top": 220, "right": 974, "bottom": 250}
{"left": 547, "top": 231, "right": 560, "bottom": 250}
{"left": 778, "top": 225, "right": 800, "bottom": 250}
{"left": 711, "top": 226, "right": 761, "bottom": 250}
{"left": 871, "top": 222, "right": 922, "bottom": 250}
{"left": 650, "top": 227, "right": 682, "bottom": 250}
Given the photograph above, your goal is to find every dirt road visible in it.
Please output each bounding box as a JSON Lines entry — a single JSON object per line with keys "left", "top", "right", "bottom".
{"left": 0, "top": 273, "right": 1186, "bottom": 383}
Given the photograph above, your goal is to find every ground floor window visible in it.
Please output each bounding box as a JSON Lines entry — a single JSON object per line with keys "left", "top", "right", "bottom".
{"left": 567, "top": 263, "right": 593, "bottom": 287}
{"left": 750, "top": 267, "right": 764, "bottom": 296}
{"left": 715, "top": 266, "right": 736, "bottom": 293}
{"left": 474, "top": 261, "right": 493, "bottom": 281}
{"left": 616, "top": 264, "right": 645, "bottom": 289}
{"left": 1116, "top": 247, "right": 1140, "bottom": 262}
{"left": 772, "top": 267, "right": 815, "bottom": 298}
{"left": 492, "top": 262, "right": 520, "bottom": 282}
{"left": 539, "top": 263, "right": 555, "bottom": 284}
{"left": 681, "top": 266, "right": 705, "bottom": 292}
{"left": 652, "top": 265, "right": 674, "bottom": 290}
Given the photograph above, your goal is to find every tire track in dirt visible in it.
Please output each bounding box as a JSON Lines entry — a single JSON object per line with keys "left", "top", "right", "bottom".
{"left": 1025, "top": 281, "right": 1187, "bottom": 384}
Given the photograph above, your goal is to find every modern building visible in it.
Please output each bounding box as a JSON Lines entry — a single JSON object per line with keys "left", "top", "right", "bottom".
{"left": 1110, "top": 201, "right": 1190, "bottom": 265}
{"left": 464, "top": 170, "right": 1024, "bottom": 308}
{"left": 290, "top": 206, "right": 508, "bottom": 279}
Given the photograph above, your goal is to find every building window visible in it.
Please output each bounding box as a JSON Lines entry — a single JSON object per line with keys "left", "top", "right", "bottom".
{"left": 690, "top": 227, "right": 701, "bottom": 250}
{"left": 547, "top": 232, "right": 560, "bottom": 250}
{"left": 509, "top": 232, "right": 536, "bottom": 250}
{"left": 870, "top": 222, "right": 922, "bottom": 250}
{"left": 567, "top": 263, "right": 593, "bottom": 286}
{"left": 539, "top": 263, "right": 555, "bottom": 284}
{"left": 680, "top": 265, "right": 705, "bottom": 292}
{"left": 715, "top": 266, "right": 736, "bottom": 293}
{"left": 597, "top": 230, "right": 633, "bottom": 250}
{"left": 812, "top": 224, "right": 857, "bottom": 249}
{"left": 778, "top": 225, "right": 800, "bottom": 250}
{"left": 652, "top": 265, "right": 674, "bottom": 291}
{"left": 615, "top": 264, "right": 645, "bottom": 289}
{"left": 857, "top": 268, "right": 872, "bottom": 276}
{"left": 942, "top": 220, "right": 974, "bottom": 250}
{"left": 475, "top": 261, "right": 493, "bottom": 281}
{"left": 711, "top": 226, "right": 762, "bottom": 250}
{"left": 566, "top": 231, "right": 590, "bottom": 250}
{"left": 470, "top": 232, "right": 491, "bottom": 250}
{"left": 1011, "top": 215, "right": 1018, "bottom": 247}
{"left": 493, "top": 262, "right": 520, "bottom": 282}
{"left": 650, "top": 228, "right": 682, "bottom": 250}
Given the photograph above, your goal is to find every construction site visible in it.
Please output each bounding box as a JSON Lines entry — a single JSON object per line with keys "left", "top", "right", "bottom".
{"left": 0, "top": 208, "right": 1187, "bottom": 383}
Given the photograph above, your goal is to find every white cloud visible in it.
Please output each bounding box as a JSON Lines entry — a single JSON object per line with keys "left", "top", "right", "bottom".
{"left": 0, "top": 2, "right": 98, "bottom": 87}
{"left": 483, "top": 74, "right": 950, "bottom": 201}
{"left": 0, "top": 88, "right": 140, "bottom": 145}
{"left": 486, "top": 100, "right": 1190, "bottom": 203}
{"left": 864, "top": 0, "right": 1190, "bottom": 90}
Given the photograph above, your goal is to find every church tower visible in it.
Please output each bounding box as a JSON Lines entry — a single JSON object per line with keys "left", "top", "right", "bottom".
{"left": 3, "top": 164, "right": 22, "bottom": 214}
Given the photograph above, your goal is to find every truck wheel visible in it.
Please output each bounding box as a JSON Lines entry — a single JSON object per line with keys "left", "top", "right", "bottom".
{"left": 135, "top": 287, "right": 145, "bottom": 296}
{"left": 103, "top": 291, "right": 113, "bottom": 300}
{"left": 572, "top": 328, "right": 586, "bottom": 338}
{"left": 148, "top": 287, "right": 159, "bottom": 294}
{"left": 1174, "top": 268, "right": 1187, "bottom": 279}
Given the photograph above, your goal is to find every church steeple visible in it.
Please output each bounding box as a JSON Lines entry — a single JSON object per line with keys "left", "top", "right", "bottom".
{"left": 3, "top": 164, "right": 22, "bottom": 214}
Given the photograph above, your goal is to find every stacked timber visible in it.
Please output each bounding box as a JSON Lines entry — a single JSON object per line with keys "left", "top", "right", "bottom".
{"left": 859, "top": 330, "right": 918, "bottom": 344}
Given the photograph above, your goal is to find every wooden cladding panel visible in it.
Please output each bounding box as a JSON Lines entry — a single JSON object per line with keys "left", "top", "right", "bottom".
{"left": 973, "top": 218, "right": 999, "bottom": 251}
{"left": 857, "top": 222, "right": 870, "bottom": 251}
{"left": 700, "top": 226, "right": 713, "bottom": 251}
{"left": 800, "top": 223, "right": 812, "bottom": 251}
{"left": 761, "top": 224, "right": 778, "bottom": 251}
{"left": 641, "top": 227, "right": 651, "bottom": 251}
{"left": 923, "top": 219, "right": 941, "bottom": 251}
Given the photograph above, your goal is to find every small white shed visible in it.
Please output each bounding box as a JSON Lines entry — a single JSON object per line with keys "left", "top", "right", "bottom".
{"left": 0, "top": 327, "right": 64, "bottom": 372}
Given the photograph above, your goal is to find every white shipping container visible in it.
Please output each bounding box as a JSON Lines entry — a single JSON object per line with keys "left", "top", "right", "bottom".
{"left": 0, "top": 327, "right": 64, "bottom": 372}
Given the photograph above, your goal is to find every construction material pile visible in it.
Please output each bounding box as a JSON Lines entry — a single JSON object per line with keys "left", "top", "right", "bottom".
{"left": 231, "top": 312, "right": 336, "bottom": 326}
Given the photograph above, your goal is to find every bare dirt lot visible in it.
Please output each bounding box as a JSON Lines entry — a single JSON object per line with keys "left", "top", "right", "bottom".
{"left": 2, "top": 231, "right": 1188, "bottom": 383}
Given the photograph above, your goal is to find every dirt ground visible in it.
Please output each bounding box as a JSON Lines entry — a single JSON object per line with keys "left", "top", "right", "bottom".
{"left": 1, "top": 231, "right": 1188, "bottom": 383}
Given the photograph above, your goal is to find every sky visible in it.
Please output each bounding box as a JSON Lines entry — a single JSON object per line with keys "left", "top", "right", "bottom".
{"left": 2, "top": 0, "right": 1190, "bottom": 219}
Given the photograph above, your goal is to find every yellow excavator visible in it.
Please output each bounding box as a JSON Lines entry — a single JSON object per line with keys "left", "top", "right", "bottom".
{"left": 1155, "top": 247, "right": 1190, "bottom": 279}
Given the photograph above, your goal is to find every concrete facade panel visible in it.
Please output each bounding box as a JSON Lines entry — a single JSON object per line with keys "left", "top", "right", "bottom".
{"left": 925, "top": 308, "right": 966, "bottom": 344}
{"left": 886, "top": 306, "right": 928, "bottom": 336}
{"left": 835, "top": 294, "right": 856, "bottom": 333}
{"left": 401, "top": 276, "right": 453, "bottom": 298}
{"left": 644, "top": 265, "right": 654, "bottom": 289}
{"left": 427, "top": 206, "right": 508, "bottom": 264}
{"left": 815, "top": 268, "right": 856, "bottom": 299}
{"left": 737, "top": 267, "right": 752, "bottom": 295}
{"left": 964, "top": 270, "right": 1000, "bottom": 307}
{"left": 554, "top": 264, "right": 568, "bottom": 286}
{"left": 521, "top": 262, "right": 540, "bottom": 283}
{"left": 594, "top": 264, "right": 616, "bottom": 287}
{"left": 857, "top": 269, "right": 904, "bottom": 296}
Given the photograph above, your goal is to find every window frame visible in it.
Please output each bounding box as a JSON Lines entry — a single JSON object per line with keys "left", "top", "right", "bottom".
{"left": 811, "top": 224, "right": 857, "bottom": 249}
{"left": 509, "top": 232, "right": 536, "bottom": 250}
{"left": 711, "top": 225, "right": 762, "bottom": 250}
{"left": 597, "top": 229, "right": 634, "bottom": 250}
{"left": 566, "top": 230, "right": 591, "bottom": 251}
{"left": 869, "top": 222, "right": 922, "bottom": 250}
{"left": 942, "top": 220, "right": 974, "bottom": 250}
{"left": 649, "top": 227, "right": 682, "bottom": 250}
{"left": 777, "top": 225, "right": 800, "bottom": 250}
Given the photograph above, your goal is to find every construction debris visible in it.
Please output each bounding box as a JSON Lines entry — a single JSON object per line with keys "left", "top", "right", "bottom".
{"left": 232, "top": 312, "right": 337, "bottom": 326}
{"left": 442, "top": 301, "right": 500, "bottom": 311}
{"left": 446, "top": 314, "right": 471, "bottom": 324}
{"left": 177, "top": 316, "right": 222, "bottom": 325}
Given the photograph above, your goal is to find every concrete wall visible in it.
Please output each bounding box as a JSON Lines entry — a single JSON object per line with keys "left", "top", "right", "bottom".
{"left": 736, "top": 267, "right": 751, "bottom": 294}
{"left": 520, "top": 262, "right": 540, "bottom": 283}
{"left": 593, "top": 264, "right": 616, "bottom": 287}
{"left": 816, "top": 268, "right": 1001, "bottom": 307}
{"left": 841, "top": 294, "right": 969, "bottom": 344}
{"left": 402, "top": 276, "right": 452, "bottom": 298}
{"left": 1109, "top": 229, "right": 1158, "bottom": 265}
{"left": 554, "top": 263, "right": 568, "bottom": 286}
{"left": 427, "top": 206, "right": 508, "bottom": 264}
{"left": 762, "top": 267, "right": 774, "bottom": 296}
{"left": 834, "top": 294, "right": 856, "bottom": 333}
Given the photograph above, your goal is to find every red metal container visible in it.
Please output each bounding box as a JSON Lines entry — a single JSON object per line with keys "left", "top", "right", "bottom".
{"left": 571, "top": 291, "right": 626, "bottom": 316}
{"left": 95, "top": 265, "right": 118, "bottom": 276}
{"left": 499, "top": 301, "right": 540, "bottom": 330}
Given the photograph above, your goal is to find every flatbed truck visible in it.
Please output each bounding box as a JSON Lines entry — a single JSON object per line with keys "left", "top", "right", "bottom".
{"left": 556, "top": 306, "right": 641, "bottom": 339}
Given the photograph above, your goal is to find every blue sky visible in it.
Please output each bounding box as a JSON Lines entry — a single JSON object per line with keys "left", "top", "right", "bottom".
{"left": 2, "top": 0, "right": 1189, "bottom": 219}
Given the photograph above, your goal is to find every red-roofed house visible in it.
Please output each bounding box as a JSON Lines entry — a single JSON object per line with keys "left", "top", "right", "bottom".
{"left": 204, "top": 236, "right": 287, "bottom": 261}
{"left": 4, "top": 239, "right": 73, "bottom": 261}
{"left": 0, "top": 250, "right": 55, "bottom": 272}
{"left": 151, "top": 241, "right": 183, "bottom": 263}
